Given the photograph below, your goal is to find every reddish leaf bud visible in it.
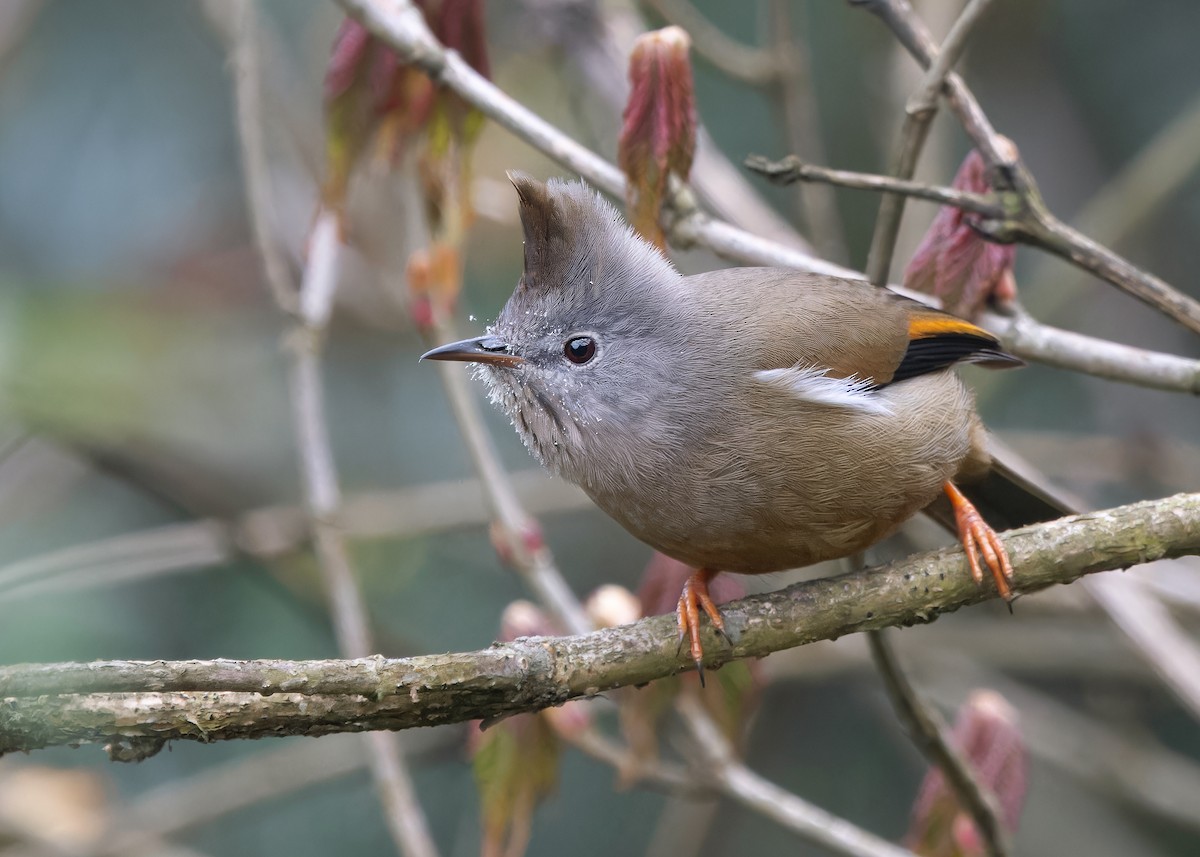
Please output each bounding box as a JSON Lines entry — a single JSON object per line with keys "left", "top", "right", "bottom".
{"left": 321, "top": 5, "right": 491, "bottom": 210}
{"left": 903, "top": 144, "right": 1020, "bottom": 320}
{"left": 906, "top": 690, "right": 1028, "bottom": 857}
{"left": 423, "top": 0, "right": 491, "bottom": 81}
{"left": 618, "top": 26, "right": 697, "bottom": 249}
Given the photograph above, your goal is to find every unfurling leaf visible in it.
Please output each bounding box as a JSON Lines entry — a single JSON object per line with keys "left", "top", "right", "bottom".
{"left": 470, "top": 600, "right": 591, "bottom": 857}
{"left": 906, "top": 690, "right": 1028, "bottom": 857}
{"left": 321, "top": 2, "right": 490, "bottom": 218}
{"left": 903, "top": 144, "right": 1019, "bottom": 320}
{"left": 614, "top": 553, "right": 760, "bottom": 784}
{"left": 473, "top": 715, "right": 560, "bottom": 857}
{"left": 618, "top": 26, "right": 697, "bottom": 249}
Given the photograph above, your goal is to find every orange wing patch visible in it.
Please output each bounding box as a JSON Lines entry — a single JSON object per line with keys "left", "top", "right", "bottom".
{"left": 906, "top": 311, "right": 997, "bottom": 343}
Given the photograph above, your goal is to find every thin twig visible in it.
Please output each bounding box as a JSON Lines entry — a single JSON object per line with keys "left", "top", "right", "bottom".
{"left": 854, "top": 0, "right": 1200, "bottom": 336}
{"left": 228, "top": 0, "right": 298, "bottom": 314}
{"left": 424, "top": 320, "right": 591, "bottom": 636}
{"left": 868, "top": 630, "right": 1012, "bottom": 857}
{"left": 336, "top": 0, "right": 842, "bottom": 277}
{"left": 1084, "top": 573, "right": 1200, "bottom": 723}
{"left": 979, "top": 306, "right": 1200, "bottom": 395}
{"left": 291, "top": 210, "right": 441, "bottom": 857}
{"left": 1025, "top": 90, "right": 1200, "bottom": 318}
{"left": 747, "top": 154, "right": 1001, "bottom": 216}
{"left": 851, "top": 0, "right": 1013, "bottom": 173}
{"left": 865, "top": 0, "right": 999, "bottom": 285}
{"left": 642, "top": 0, "right": 779, "bottom": 85}
{"left": 224, "top": 8, "right": 438, "bottom": 853}
{"left": 675, "top": 692, "right": 918, "bottom": 857}
{"left": 565, "top": 728, "right": 702, "bottom": 795}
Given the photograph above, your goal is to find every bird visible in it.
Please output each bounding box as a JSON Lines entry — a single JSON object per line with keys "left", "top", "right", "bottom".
{"left": 423, "top": 172, "right": 1054, "bottom": 673}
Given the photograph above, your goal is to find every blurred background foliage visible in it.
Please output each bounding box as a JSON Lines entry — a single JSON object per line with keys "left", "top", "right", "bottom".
{"left": 0, "top": 1, "right": 1198, "bottom": 855}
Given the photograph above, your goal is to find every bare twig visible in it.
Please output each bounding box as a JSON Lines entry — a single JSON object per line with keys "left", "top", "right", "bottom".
{"left": 565, "top": 728, "right": 701, "bottom": 795}
{"left": 752, "top": 149, "right": 1200, "bottom": 337}
{"left": 424, "top": 320, "right": 590, "bottom": 636}
{"left": 291, "top": 213, "right": 441, "bottom": 857}
{"left": 1084, "top": 573, "right": 1200, "bottom": 723}
{"left": 868, "top": 630, "right": 1012, "bottom": 857}
{"left": 854, "top": 0, "right": 1200, "bottom": 336}
{"left": 917, "top": 654, "right": 1200, "bottom": 835}
{"left": 336, "top": 0, "right": 845, "bottom": 277}
{"left": 747, "top": 154, "right": 1000, "bottom": 215}
{"left": 0, "top": 472, "right": 591, "bottom": 604}
{"left": 228, "top": 0, "right": 298, "bottom": 314}
{"left": 865, "top": 0, "right": 999, "bottom": 285}
{"left": 4, "top": 491, "right": 1198, "bottom": 752}
{"left": 1025, "top": 90, "right": 1200, "bottom": 316}
{"left": 851, "top": 0, "right": 1013, "bottom": 172}
{"left": 675, "top": 692, "right": 918, "bottom": 857}
{"left": 979, "top": 307, "right": 1200, "bottom": 395}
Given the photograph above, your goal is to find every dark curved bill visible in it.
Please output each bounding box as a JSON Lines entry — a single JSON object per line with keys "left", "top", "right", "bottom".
{"left": 420, "top": 334, "right": 524, "bottom": 367}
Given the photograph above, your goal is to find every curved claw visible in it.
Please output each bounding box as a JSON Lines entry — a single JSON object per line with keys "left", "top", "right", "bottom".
{"left": 675, "top": 569, "right": 728, "bottom": 685}
{"left": 944, "top": 481, "right": 1016, "bottom": 605}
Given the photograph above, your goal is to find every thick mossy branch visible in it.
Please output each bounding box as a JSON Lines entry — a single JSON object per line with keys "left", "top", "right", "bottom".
{"left": 2, "top": 494, "right": 1198, "bottom": 757}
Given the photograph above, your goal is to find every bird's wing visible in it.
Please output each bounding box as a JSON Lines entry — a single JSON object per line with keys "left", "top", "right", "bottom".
{"left": 690, "top": 268, "right": 1019, "bottom": 384}
{"left": 888, "top": 300, "right": 1023, "bottom": 386}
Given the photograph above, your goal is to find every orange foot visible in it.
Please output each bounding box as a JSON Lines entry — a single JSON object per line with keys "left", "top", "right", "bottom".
{"left": 676, "top": 568, "right": 729, "bottom": 685}
{"left": 943, "top": 481, "right": 1016, "bottom": 607}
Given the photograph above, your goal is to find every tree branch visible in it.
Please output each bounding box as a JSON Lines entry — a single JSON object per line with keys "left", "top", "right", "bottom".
{"left": 3, "top": 493, "right": 1197, "bottom": 754}
{"left": 866, "top": 0, "right": 999, "bottom": 286}
{"left": 853, "top": 0, "right": 1200, "bottom": 336}
{"left": 746, "top": 154, "right": 1001, "bottom": 216}
{"left": 869, "top": 630, "right": 1012, "bottom": 857}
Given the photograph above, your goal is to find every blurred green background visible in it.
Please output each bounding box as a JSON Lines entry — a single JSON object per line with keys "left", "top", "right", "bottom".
{"left": 1, "top": 1, "right": 1198, "bottom": 855}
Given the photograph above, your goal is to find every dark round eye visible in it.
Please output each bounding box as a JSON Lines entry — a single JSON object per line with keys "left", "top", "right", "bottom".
{"left": 564, "top": 336, "right": 597, "bottom": 364}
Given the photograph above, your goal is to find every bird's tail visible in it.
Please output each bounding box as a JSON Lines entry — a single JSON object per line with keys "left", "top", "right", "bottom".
{"left": 926, "top": 435, "right": 1080, "bottom": 533}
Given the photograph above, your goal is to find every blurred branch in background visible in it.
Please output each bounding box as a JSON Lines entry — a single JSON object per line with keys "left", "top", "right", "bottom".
{"left": 222, "top": 3, "right": 439, "bottom": 856}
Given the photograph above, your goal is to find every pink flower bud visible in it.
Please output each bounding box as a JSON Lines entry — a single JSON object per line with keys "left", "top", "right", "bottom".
{"left": 618, "top": 26, "right": 697, "bottom": 249}
{"left": 585, "top": 584, "right": 642, "bottom": 629}
{"left": 499, "top": 599, "right": 555, "bottom": 642}
{"left": 903, "top": 145, "right": 1020, "bottom": 320}
{"left": 906, "top": 690, "right": 1028, "bottom": 856}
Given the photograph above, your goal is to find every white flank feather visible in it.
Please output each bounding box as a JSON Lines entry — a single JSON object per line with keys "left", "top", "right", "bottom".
{"left": 754, "top": 365, "right": 894, "bottom": 416}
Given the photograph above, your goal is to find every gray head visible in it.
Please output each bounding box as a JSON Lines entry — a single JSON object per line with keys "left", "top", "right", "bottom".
{"left": 422, "top": 173, "right": 692, "bottom": 490}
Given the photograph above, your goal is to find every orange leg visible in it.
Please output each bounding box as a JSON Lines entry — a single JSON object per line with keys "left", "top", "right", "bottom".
{"left": 675, "top": 568, "right": 728, "bottom": 683}
{"left": 943, "top": 481, "right": 1016, "bottom": 605}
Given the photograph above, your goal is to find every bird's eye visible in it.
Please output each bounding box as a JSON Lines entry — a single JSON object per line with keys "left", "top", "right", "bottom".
{"left": 564, "top": 336, "right": 597, "bottom": 365}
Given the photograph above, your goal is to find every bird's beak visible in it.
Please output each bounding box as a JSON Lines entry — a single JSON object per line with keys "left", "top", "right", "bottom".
{"left": 419, "top": 334, "right": 524, "bottom": 367}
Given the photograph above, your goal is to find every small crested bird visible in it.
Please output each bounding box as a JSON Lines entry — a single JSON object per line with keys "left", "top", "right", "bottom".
{"left": 423, "top": 173, "right": 1057, "bottom": 672}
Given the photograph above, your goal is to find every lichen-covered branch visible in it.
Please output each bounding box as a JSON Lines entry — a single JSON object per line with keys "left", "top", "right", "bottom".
{"left": 3, "top": 493, "right": 1197, "bottom": 755}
